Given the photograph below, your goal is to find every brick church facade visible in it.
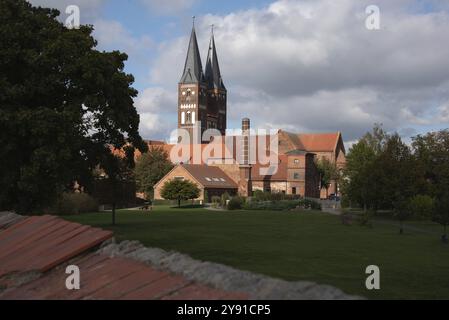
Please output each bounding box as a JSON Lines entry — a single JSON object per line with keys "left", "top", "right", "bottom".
{"left": 151, "top": 25, "right": 346, "bottom": 202}
{"left": 178, "top": 25, "right": 227, "bottom": 141}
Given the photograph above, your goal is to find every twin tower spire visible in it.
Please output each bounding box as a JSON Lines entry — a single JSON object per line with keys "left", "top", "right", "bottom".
{"left": 180, "top": 23, "right": 226, "bottom": 90}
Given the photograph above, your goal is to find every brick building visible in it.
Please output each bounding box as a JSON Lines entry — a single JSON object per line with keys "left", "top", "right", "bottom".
{"left": 151, "top": 25, "right": 346, "bottom": 202}
{"left": 153, "top": 164, "right": 237, "bottom": 202}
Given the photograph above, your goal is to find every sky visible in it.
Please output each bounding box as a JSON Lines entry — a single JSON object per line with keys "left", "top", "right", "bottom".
{"left": 29, "top": 0, "right": 449, "bottom": 147}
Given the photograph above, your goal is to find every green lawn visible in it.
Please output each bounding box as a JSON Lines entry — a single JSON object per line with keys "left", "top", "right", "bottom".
{"left": 64, "top": 206, "right": 449, "bottom": 299}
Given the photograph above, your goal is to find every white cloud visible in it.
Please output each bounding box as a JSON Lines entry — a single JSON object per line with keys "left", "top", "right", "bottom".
{"left": 436, "top": 102, "right": 449, "bottom": 123}
{"left": 135, "top": 87, "right": 177, "bottom": 113}
{"left": 140, "top": 112, "right": 163, "bottom": 137}
{"left": 134, "top": 87, "right": 178, "bottom": 140}
{"left": 147, "top": 0, "right": 449, "bottom": 141}
{"left": 29, "top": 0, "right": 449, "bottom": 141}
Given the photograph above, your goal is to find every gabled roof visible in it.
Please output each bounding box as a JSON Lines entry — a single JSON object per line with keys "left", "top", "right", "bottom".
{"left": 180, "top": 26, "right": 205, "bottom": 84}
{"left": 279, "top": 130, "right": 345, "bottom": 154}
{"left": 297, "top": 132, "right": 342, "bottom": 152}
{"left": 181, "top": 164, "right": 237, "bottom": 189}
{"left": 205, "top": 34, "right": 226, "bottom": 90}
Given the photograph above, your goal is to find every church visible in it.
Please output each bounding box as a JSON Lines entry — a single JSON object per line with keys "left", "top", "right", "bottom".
{"left": 152, "top": 25, "right": 346, "bottom": 202}
{"left": 177, "top": 24, "right": 227, "bottom": 141}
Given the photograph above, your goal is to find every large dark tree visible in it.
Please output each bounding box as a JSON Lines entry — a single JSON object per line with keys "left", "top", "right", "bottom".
{"left": 0, "top": 0, "right": 147, "bottom": 213}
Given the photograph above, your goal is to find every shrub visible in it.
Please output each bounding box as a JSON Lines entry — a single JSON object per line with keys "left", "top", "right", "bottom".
{"left": 241, "top": 198, "right": 322, "bottom": 211}
{"left": 298, "top": 199, "right": 322, "bottom": 210}
{"left": 220, "top": 192, "right": 231, "bottom": 207}
{"left": 152, "top": 199, "right": 202, "bottom": 206}
{"left": 252, "top": 191, "right": 302, "bottom": 202}
{"left": 408, "top": 195, "right": 434, "bottom": 220}
{"left": 227, "top": 197, "right": 244, "bottom": 210}
{"left": 243, "top": 200, "right": 298, "bottom": 211}
{"left": 252, "top": 189, "right": 265, "bottom": 200}
{"left": 47, "top": 192, "right": 99, "bottom": 215}
{"left": 211, "top": 196, "right": 221, "bottom": 208}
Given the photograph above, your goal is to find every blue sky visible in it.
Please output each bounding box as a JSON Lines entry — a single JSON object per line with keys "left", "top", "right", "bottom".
{"left": 98, "top": 0, "right": 274, "bottom": 91}
{"left": 30, "top": 0, "right": 449, "bottom": 146}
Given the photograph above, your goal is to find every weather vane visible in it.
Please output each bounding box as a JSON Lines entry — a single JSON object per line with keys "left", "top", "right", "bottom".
{"left": 192, "top": 16, "right": 196, "bottom": 27}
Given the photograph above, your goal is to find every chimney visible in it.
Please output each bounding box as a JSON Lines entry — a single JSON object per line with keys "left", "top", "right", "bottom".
{"left": 239, "top": 118, "right": 252, "bottom": 197}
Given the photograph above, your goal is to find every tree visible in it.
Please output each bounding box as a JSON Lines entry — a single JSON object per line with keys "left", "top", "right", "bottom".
{"left": 315, "top": 157, "right": 338, "bottom": 198}
{"left": 433, "top": 193, "right": 449, "bottom": 243}
{"left": 362, "top": 123, "right": 389, "bottom": 155}
{"left": 160, "top": 179, "right": 200, "bottom": 208}
{"left": 412, "top": 130, "right": 449, "bottom": 242}
{"left": 408, "top": 195, "right": 435, "bottom": 220}
{"left": 134, "top": 147, "right": 173, "bottom": 200}
{"left": 412, "top": 130, "right": 449, "bottom": 197}
{"left": 0, "top": 0, "right": 147, "bottom": 213}
{"left": 375, "top": 134, "right": 418, "bottom": 208}
{"left": 342, "top": 125, "right": 383, "bottom": 210}
{"left": 342, "top": 125, "right": 425, "bottom": 213}
{"left": 393, "top": 199, "right": 413, "bottom": 234}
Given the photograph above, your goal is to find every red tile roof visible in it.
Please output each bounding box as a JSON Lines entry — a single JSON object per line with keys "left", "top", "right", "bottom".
{"left": 0, "top": 213, "right": 248, "bottom": 300}
{"left": 114, "top": 131, "right": 343, "bottom": 166}
{"left": 0, "top": 215, "right": 112, "bottom": 276}
{"left": 279, "top": 130, "right": 342, "bottom": 153}
{"left": 181, "top": 164, "right": 238, "bottom": 189}
{"left": 297, "top": 133, "right": 341, "bottom": 152}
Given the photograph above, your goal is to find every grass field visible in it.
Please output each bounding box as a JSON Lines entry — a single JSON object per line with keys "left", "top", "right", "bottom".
{"left": 64, "top": 206, "right": 449, "bottom": 299}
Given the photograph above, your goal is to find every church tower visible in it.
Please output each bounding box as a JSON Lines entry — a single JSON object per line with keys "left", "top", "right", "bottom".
{"left": 178, "top": 23, "right": 227, "bottom": 142}
{"left": 178, "top": 23, "right": 207, "bottom": 143}
{"left": 204, "top": 27, "right": 227, "bottom": 136}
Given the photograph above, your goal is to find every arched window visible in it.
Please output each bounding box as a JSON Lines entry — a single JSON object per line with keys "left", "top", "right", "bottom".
{"left": 186, "top": 111, "right": 192, "bottom": 124}
{"left": 181, "top": 112, "right": 185, "bottom": 124}
{"left": 185, "top": 89, "right": 192, "bottom": 102}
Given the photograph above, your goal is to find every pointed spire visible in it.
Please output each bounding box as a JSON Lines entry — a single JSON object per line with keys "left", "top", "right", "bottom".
{"left": 205, "top": 27, "right": 226, "bottom": 90}
{"left": 180, "top": 20, "right": 204, "bottom": 84}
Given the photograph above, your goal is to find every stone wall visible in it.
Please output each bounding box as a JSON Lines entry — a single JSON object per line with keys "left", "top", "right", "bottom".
{"left": 99, "top": 240, "right": 362, "bottom": 300}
